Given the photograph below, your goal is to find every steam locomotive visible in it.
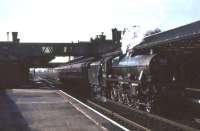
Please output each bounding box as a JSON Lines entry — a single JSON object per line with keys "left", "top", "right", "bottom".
{"left": 53, "top": 21, "right": 200, "bottom": 113}
{"left": 55, "top": 50, "right": 185, "bottom": 113}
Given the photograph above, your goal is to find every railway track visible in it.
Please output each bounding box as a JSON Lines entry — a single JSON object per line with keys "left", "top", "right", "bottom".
{"left": 41, "top": 77, "right": 200, "bottom": 131}
{"left": 88, "top": 99, "right": 200, "bottom": 131}
{"left": 59, "top": 88, "right": 200, "bottom": 131}
{"left": 87, "top": 100, "right": 150, "bottom": 131}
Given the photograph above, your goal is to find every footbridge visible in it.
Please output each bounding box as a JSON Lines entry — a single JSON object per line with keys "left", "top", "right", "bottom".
{"left": 0, "top": 29, "right": 121, "bottom": 86}
{"left": 0, "top": 29, "right": 121, "bottom": 67}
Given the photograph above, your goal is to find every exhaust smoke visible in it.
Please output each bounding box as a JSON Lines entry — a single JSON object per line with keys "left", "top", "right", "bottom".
{"left": 121, "top": 25, "right": 145, "bottom": 54}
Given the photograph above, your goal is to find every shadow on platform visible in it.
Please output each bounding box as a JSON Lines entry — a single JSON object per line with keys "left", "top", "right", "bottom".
{"left": 0, "top": 90, "right": 31, "bottom": 131}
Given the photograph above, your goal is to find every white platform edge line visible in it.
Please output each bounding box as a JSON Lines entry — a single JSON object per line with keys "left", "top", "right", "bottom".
{"left": 59, "top": 90, "right": 129, "bottom": 131}
{"left": 68, "top": 100, "right": 108, "bottom": 131}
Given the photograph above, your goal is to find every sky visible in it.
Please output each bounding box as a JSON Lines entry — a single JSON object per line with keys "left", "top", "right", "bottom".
{"left": 0, "top": 0, "right": 199, "bottom": 43}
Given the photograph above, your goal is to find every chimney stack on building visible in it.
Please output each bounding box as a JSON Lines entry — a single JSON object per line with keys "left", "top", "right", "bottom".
{"left": 12, "top": 32, "right": 20, "bottom": 43}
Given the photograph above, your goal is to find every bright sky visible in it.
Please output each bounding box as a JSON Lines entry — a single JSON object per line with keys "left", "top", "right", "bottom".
{"left": 0, "top": 0, "right": 199, "bottom": 42}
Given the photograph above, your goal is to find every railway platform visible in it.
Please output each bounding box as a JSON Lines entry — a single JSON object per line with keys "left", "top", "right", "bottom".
{"left": 0, "top": 89, "right": 127, "bottom": 131}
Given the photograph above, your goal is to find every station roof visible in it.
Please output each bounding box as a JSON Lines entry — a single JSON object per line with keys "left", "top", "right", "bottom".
{"left": 134, "top": 21, "right": 200, "bottom": 54}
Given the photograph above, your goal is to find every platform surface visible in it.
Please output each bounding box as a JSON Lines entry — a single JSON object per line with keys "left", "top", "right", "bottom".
{"left": 0, "top": 89, "right": 121, "bottom": 131}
